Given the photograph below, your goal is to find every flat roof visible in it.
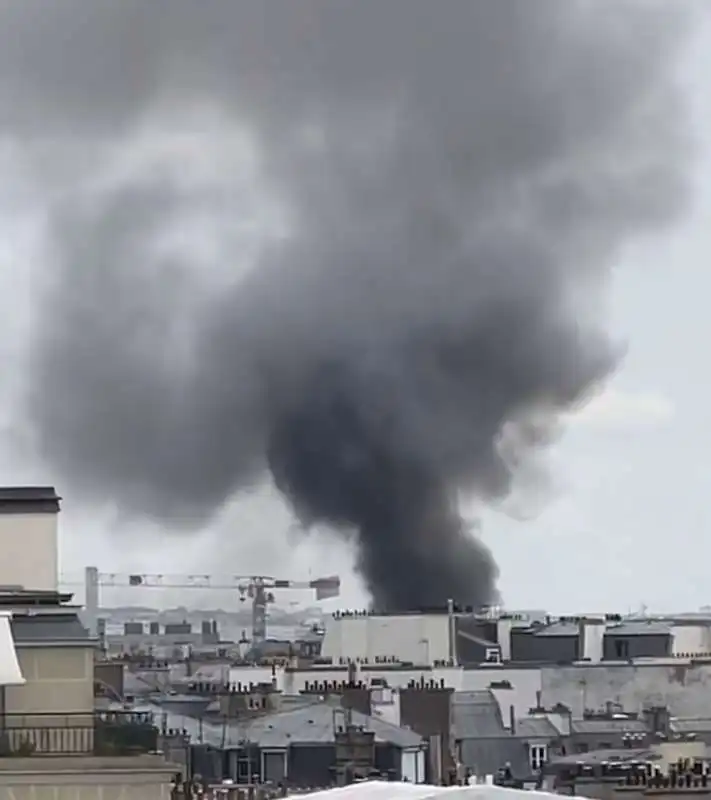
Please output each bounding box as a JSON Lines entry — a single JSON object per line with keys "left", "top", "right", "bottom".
{"left": 550, "top": 748, "right": 659, "bottom": 767}
{"left": 0, "top": 486, "right": 61, "bottom": 514}
{"left": 0, "top": 590, "right": 74, "bottom": 607}
{"left": 11, "top": 613, "right": 93, "bottom": 645}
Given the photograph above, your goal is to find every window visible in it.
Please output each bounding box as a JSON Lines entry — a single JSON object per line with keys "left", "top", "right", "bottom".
{"left": 238, "top": 759, "right": 251, "bottom": 781}
{"left": 261, "top": 750, "right": 287, "bottom": 784}
{"left": 614, "top": 639, "right": 630, "bottom": 659}
{"left": 530, "top": 744, "right": 547, "bottom": 772}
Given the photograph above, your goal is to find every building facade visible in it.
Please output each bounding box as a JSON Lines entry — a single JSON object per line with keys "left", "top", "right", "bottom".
{"left": 0, "top": 485, "right": 179, "bottom": 798}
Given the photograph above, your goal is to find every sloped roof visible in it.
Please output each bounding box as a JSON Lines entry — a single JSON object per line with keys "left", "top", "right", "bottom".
{"left": 458, "top": 737, "right": 530, "bottom": 778}
{"left": 246, "top": 703, "right": 423, "bottom": 748}
{"left": 514, "top": 717, "right": 560, "bottom": 739}
{"left": 147, "top": 699, "right": 423, "bottom": 750}
{"left": 672, "top": 718, "right": 711, "bottom": 734}
{"left": 123, "top": 669, "right": 170, "bottom": 695}
{"left": 452, "top": 691, "right": 507, "bottom": 739}
{"left": 454, "top": 616, "right": 497, "bottom": 664}
{"left": 571, "top": 718, "right": 647, "bottom": 735}
{"left": 10, "top": 614, "right": 92, "bottom": 643}
{"left": 453, "top": 691, "right": 561, "bottom": 743}
{"left": 606, "top": 621, "right": 671, "bottom": 636}
{"left": 550, "top": 748, "right": 657, "bottom": 767}
{"left": 533, "top": 622, "right": 579, "bottom": 637}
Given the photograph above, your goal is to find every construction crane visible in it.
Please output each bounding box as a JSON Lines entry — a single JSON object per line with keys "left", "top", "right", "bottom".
{"left": 61, "top": 566, "right": 340, "bottom": 649}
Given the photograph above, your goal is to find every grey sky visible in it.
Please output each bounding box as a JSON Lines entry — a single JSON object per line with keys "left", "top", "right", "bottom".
{"left": 0, "top": 2, "right": 708, "bottom": 612}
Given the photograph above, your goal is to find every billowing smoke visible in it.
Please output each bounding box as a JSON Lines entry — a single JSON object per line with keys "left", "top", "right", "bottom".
{"left": 0, "top": 1, "right": 691, "bottom": 609}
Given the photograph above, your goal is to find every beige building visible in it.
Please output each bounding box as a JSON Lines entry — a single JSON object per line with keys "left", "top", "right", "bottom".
{"left": 0, "top": 486, "right": 179, "bottom": 799}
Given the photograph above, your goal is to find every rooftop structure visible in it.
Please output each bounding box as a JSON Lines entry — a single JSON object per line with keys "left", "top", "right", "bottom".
{"left": 0, "top": 584, "right": 178, "bottom": 794}
{"left": 0, "top": 486, "right": 60, "bottom": 593}
{"left": 71, "top": 566, "right": 340, "bottom": 648}
{"left": 321, "top": 607, "right": 711, "bottom": 668}
{"left": 0, "top": 609, "right": 23, "bottom": 687}
{"left": 0, "top": 485, "right": 180, "bottom": 796}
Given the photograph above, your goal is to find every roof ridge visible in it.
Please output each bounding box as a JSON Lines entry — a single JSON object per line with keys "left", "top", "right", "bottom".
{"left": 244, "top": 699, "right": 333, "bottom": 725}
{"left": 362, "top": 708, "right": 419, "bottom": 734}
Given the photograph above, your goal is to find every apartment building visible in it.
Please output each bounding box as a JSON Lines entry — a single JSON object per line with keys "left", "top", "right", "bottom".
{"left": 0, "top": 486, "right": 178, "bottom": 799}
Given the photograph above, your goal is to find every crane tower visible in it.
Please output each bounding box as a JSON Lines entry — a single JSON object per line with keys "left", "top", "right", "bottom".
{"left": 66, "top": 566, "right": 340, "bottom": 648}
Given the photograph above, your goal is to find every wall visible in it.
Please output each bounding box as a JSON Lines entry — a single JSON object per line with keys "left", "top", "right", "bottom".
{"left": 287, "top": 743, "right": 335, "bottom": 788}
{"left": 274, "top": 659, "right": 711, "bottom": 722}
{"left": 654, "top": 740, "right": 709, "bottom": 766}
{"left": 510, "top": 631, "right": 579, "bottom": 663}
{"left": 399, "top": 686, "right": 453, "bottom": 778}
{"left": 672, "top": 625, "right": 711, "bottom": 656}
{"left": 455, "top": 617, "right": 498, "bottom": 664}
{"left": 570, "top": 726, "right": 649, "bottom": 753}
{"left": 4, "top": 646, "right": 94, "bottom": 714}
{"left": 251, "top": 659, "right": 711, "bottom": 728}
{"left": 321, "top": 614, "right": 451, "bottom": 664}
{"left": 272, "top": 663, "right": 542, "bottom": 717}
{"left": 548, "top": 775, "right": 632, "bottom": 800}
{"left": 278, "top": 659, "right": 711, "bottom": 722}
{"left": 370, "top": 685, "right": 401, "bottom": 725}
{"left": 602, "top": 634, "right": 670, "bottom": 661}
{"left": 94, "top": 660, "right": 124, "bottom": 701}
{"left": 0, "top": 755, "right": 178, "bottom": 799}
{"left": 277, "top": 660, "right": 711, "bottom": 721}
{"left": 541, "top": 661, "right": 711, "bottom": 717}
{"left": 230, "top": 665, "right": 277, "bottom": 688}
{"left": 0, "top": 613, "right": 23, "bottom": 685}
{"left": 0, "top": 513, "right": 57, "bottom": 592}
{"left": 401, "top": 748, "right": 426, "bottom": 783}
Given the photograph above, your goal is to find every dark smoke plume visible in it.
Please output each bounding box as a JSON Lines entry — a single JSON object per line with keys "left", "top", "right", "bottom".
{"left": 0, "top": 1, "right": 691, "bottom": 609}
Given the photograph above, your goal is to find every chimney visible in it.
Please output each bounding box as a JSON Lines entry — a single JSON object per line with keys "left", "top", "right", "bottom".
{"left": 0, "top": 486, "right": 60, "bottom": 593}
{"left": 578, "top": 617, "right": 605, "bottom": 662}
{"left": 400, "top": 683, "right": 454, "bottom": 780}
{"left": 496, "top": 616, "right": 513, "bottom": 662}
{"left": 643, "top": 706, "right": 671, "bottom": 738}
{"left": 447, "top": 598, "right": 457, "bottom": 666}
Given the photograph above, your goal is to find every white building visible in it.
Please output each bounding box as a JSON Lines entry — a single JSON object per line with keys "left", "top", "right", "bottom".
{"left": 0, "top": 486, "right": 60, "bottom": 593}
{"left": 321, "top": 611, "right": 455, "bottom": 666}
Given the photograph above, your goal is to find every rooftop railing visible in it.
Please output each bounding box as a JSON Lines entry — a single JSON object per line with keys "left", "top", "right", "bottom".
{"left": 0, "top": 710, "right": 158, "bottom": 756}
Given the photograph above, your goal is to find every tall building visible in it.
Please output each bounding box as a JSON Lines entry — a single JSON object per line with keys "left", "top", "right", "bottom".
{"left": 0, "top": 486, "right": 178, "bottom": 799}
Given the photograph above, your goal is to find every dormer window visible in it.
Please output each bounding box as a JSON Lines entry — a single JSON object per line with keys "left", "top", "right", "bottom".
{"left": 615, "top": 639, "right": 630, "bottom": 659}
{"left": 530, "top": 744, "right": 547, "bottom": 771}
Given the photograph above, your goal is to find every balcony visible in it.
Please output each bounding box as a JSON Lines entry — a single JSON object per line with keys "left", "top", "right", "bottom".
{"left": 0, "top": 711, "right": 158, "bottom": 757}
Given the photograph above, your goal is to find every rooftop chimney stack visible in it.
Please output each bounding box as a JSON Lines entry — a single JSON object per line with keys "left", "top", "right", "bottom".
{"left": 579, "top": 617, "right": 605, "bottom": 662}
{"left": 496, "top": 615, "right": 513, "bottom": 662}
{"left": 0, "top": 487, "right": 60, "bottom": 593}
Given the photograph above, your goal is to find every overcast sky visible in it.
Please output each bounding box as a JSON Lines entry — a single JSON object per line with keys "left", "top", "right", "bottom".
{"left": 0, "top": 5, "right": 708, "bottom": 614}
